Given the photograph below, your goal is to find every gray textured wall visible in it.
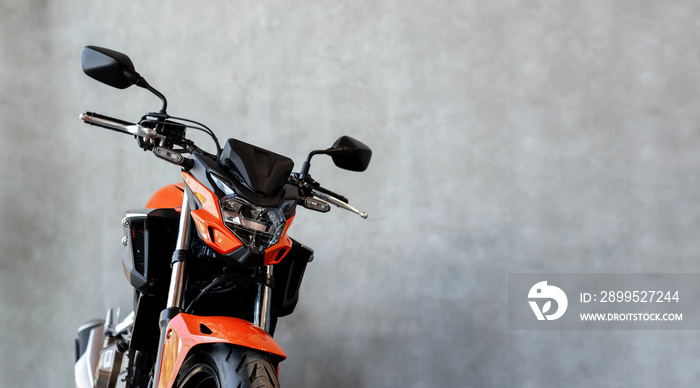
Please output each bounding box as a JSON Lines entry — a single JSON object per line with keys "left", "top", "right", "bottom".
{"left": 2, "top": 0, "right": 700, "bottom": 387}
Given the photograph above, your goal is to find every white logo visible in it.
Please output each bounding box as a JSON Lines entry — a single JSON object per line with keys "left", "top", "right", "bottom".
{"left": 528, "top": 281, "right": 568, "bottom": 320}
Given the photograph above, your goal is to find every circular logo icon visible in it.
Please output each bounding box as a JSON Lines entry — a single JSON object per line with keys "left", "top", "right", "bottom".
{"left": 528, "top": 281, "right": 568, "bottom": 320}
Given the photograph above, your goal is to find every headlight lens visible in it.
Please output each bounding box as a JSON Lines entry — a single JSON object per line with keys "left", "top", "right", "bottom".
{"left": 220, "top": 194, "right": 286, "bottom": 253}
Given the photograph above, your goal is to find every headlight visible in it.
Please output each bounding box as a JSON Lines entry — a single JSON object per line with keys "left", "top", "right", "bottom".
{"left": 220, "top": 194, "right": 286, "bottom": 253}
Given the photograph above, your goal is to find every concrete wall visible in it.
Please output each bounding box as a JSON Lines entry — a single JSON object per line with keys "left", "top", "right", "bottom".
{"left": 2, "top": 0, "right": 700, "bottom": 386}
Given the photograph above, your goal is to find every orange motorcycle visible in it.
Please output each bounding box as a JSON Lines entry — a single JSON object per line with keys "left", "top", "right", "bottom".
{"left": 74, "top": 46, "right": 371, "bottom": 388}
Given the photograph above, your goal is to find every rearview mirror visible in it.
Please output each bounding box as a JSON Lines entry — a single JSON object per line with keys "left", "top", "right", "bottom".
{"left": 328, "top": 136, "right": 372, "bottom": 172}
{"left": 80, "top": 46, "right": 141, "bottom": 89}
{"left": 299, "top": 136, "right": 372, "bottom": 177}
{"left": 80, "top": 46, "right": 168, "bottom": 113}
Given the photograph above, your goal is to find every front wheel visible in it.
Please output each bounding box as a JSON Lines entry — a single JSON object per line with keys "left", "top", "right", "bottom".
{"left": 175, "top": 343, "right": 279, "bottom": 388}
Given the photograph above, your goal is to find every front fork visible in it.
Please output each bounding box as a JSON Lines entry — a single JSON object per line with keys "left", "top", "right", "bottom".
{"left": 151, "top": 186, "right": 275, "bottom": 388}
{"left": 254, "top": 265, "right": 274, "bottom": 333}
{"left": 151, "top": 186, "right": 192, "bottom": 388}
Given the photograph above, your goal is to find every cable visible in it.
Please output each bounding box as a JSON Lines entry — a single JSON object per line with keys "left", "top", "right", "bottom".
{"left": 184, "top": 274, "right": 241, "bottom": 313}
{"left": 168, "top": 115, "right": 222, "bottom": 157}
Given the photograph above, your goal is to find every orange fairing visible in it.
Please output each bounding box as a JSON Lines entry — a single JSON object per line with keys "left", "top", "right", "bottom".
{"left": 182, "top": 172, "right": 242, "bottom": 254}
{"left": 146, "top": 183, "right": 185, "bottom": 209}
{"left": 158, "top": 313, "right": 286, "bottom": 388}
{"left": 264, "top": 214, "right": 294, "bottom": 265}
{"left": 182, "top": 172, "right": 295, "bottom": 261}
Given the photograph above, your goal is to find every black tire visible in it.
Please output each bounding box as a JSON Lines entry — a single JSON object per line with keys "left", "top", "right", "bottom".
{"left": 174, "top": 343, "right": 279, "bottom": 388}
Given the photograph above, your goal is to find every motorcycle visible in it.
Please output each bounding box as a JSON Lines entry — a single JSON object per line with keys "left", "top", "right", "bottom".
{"left": 73, "top": 46, "right": 371, "bottom": 388}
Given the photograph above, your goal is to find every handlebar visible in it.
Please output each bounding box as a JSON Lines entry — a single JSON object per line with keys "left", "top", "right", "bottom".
{"left": 81, "top": 111, "right": 367, "bottom": 218}
{"left": 289, "top": 173, "right": 368, "bottom": 218}
{"left": 80, "top": 112, "right": 160, "bottom": 139}
{"left": 80, "top": 111, "right": 194, "bottom": 168}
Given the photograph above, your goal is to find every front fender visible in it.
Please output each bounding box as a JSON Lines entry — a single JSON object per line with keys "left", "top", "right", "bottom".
{"left": 158, "top": 313, "right": 286, "bottom": 388}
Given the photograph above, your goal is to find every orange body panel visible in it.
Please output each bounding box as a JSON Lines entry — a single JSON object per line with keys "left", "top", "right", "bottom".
{"left": 183, "top": 172, "right": 243, "bottom": 255}
{"left": 158, "top": 313, "right": 286, "bottom": 388}
{"left": 264, "top": 214, "right": 294, "bottom": 265}
{"left": 146, "top": 183, "right": 185, "bottom": 209}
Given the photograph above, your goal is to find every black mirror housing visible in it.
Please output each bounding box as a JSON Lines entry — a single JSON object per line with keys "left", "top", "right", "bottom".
{"left": 298, "top": 136, "right": 372, "bottom": 177}
{"left": 80, "top": 46, "right": 140, "bottom": 89}
{"left": 329, "top": 136, "right": 372, "bottom": 172}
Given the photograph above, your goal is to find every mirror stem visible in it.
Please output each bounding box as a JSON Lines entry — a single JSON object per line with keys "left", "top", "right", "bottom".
{"left": 299, "top": 158, "right": 313, "bottom": 178}
{"left": 147, "top": 85, "right": 168, "bottom": 114}
{"left": 299, "top": 147, "right": 349, "bottom": 178}
{"left": 300, "top": 149, "right": 328, "bottom": 178}
{"left": 136, "top": 77, "right": 168, "bottom": 114}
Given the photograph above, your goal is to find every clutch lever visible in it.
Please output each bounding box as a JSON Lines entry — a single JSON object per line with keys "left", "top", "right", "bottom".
{"left": 311, "top": 189, "right": 368, "bottom": 219}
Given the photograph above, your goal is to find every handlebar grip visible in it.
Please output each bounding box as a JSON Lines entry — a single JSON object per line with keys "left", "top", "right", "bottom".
{"left": 80, "top": 112, "right": 134, "bottom": 134}
{"left": 80, "top": 112, "right": 159, "bottom": 139}
{"left": 83, "top": 112, "right": 135, "bottom": 126}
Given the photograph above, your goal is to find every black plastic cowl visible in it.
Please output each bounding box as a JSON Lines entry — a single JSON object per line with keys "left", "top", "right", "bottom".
{"left": 218, "top": 139, "right": 294, "bottom": 196}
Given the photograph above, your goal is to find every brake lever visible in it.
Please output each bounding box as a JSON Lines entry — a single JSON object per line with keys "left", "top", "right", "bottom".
{"left": 311, "top": 189, "right": 368, "bottom": 219}
{"left": 313, "top": 185, "right": 349, "bottom": 204}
